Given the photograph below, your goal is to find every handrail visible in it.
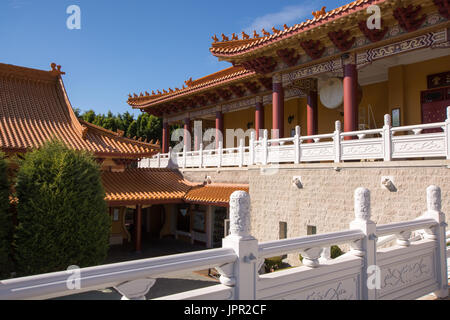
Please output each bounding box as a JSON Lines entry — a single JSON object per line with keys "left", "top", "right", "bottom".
{"left": 258, "top": 229, "right": 364, "bottom": 259}
{"left": 0, "top": 248, "right": 236, "bottom": 300}
{"left": 376, "top": 218, "right": 437, "bottom": 237}
{"left": 391, "top": 122, "right": 446, "bottom": 132}
{"left": 340, "top": 128, "right": 383, "bottom": 137}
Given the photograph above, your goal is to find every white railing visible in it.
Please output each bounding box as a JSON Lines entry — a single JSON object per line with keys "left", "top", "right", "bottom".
{"left": 139, "top": 108, "right": 450, "bottom": 169}
{"left": 0, "top": 186, "right": 447, "bottom": 300}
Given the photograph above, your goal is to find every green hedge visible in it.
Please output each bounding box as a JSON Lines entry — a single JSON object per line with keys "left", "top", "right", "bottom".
{"left": 0, "top": 152, "right": 12, "bottom": 279}
{"left": 14, "top": 141, "right": 111, "bottom": 276}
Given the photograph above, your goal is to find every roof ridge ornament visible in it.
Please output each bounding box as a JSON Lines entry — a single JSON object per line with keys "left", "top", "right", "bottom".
{"left": 312, "top": 6, "right": 327, "bottom": 19}
{"left": 50, "top": 63, "right": 65, "bottom": 76}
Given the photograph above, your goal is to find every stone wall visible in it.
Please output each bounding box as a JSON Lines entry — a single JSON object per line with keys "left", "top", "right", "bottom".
{"left": 180, "top": 160, "right": 450, "bottom": 264}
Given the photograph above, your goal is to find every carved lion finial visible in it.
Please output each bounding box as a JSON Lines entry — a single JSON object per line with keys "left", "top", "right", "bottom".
{"left": 231, "top": 33, "right": 238, "bottom": 40}
{"left": 253, "top": 30, "right": 260, "bottom": 38}
{"left": 212, "top": 34, "right": 219, "bottom": 43}
{"left": 241, "top": 31, "right": 250, "bottom": 39}
{"left": 284, "top": 24, "right": 289, "bottom": 30}
{"left": 312, "top": 6, "right": 326, "bottom": 19}
{"left": 261, "top": 28, "right": 271, "bottom": 36}
{"left": 272, "top": 27, "right": 280, "bottom": 34}
{"left": 221, "top": 33, "right": 229, "bottom": 41}
{"left": 354, "top": 188, "right": 371, "bottom": 220}
{"left": 229, "top": 191, "right": 251, "bottom": 238}
{"left": 184, "top": 77, "right": 193, "bottom": 87}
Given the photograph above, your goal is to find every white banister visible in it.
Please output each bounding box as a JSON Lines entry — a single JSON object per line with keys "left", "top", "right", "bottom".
{"left": 334, "top": 121, "right": 342, "bottom": 163}
{"left": 420, "top": 185, "right": 448, "bottom": 298}
{"left": 218, "top": 141, "right": 223, "bottom": 168}
{"left": 221, "top": 191, "right": 258, "bottom": 299}
{"left": 383, "top": 114, "right": 392, "bottom": 161}
{"left": 0, "top": 187, "right": 447, "bottom": 300}
{"left": 199, "top": 143, "right": 203, "bottom": 168}
{"left": 263, "top": 130, "right": 268, "bottom": 166}
{"left": 294, "top": 126, "right": 301, "bottom": 164}
{"left": 349, "top": 187, "right": 377, "bottom": 300}
{"left": 249, "top": 132, "right": 255, "bottom": 166}
{"left": 239, "top": 139, "right": 244, "bottom": 168}
{"left": 445, "top": 107, "right": 450, "bottom": 160}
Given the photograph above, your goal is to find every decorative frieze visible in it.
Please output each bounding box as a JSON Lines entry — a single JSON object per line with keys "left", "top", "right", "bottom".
{"left": 357, "top": 28, "right": 448, "bottom": 68}
{"left": 283, "top": 59, "right": 342, "bottom": 83}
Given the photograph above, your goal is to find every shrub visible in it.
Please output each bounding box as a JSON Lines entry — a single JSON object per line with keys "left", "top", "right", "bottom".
{"left": 264, "top": 256, "right": 283, "bottom": 273}
{"left": 0, "top": 152, "right": 12, "bottom": 279}
{"left": 14, "top": 141, "right": 110, "bottom": 276}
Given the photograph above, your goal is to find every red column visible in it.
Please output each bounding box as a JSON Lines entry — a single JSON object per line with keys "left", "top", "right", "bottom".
{"left": 135, "top": 204, "right": 142, "bottom": 253}
{"left": 255, "top": 98, "right": 264, "bottom": 140}
{"left": 162, "top": 121, "right": 169, "bottom": 153}
{"left": 307, "top": 90, "right": 318, "bottom": 141}
{"left": 184, "top": 117, "right": 191, "bottom": 151}
{"left": 272, "top": 75, "right": 284, "bottom": 139}
{"left": 216, "top": 111, "right": 223, "bottom": 149}
{"left": 343, "top": 63, "right": 358, "bottom": 140}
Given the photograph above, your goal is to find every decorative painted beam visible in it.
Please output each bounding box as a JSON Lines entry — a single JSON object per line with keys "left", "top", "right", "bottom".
{"left": 241, "top": 56, "right": 277, "bottom": 74}
{"left": 229, "top": 84, "right": 246, "bottom": 98}
{"left": 244, "top": 81, "right": 261, "bottom": 94}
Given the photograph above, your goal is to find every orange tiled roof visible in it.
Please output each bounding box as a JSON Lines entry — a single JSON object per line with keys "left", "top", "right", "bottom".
{"left": 0, "top": 63, "right": 159, "bottom": 158}
{"left": 102, "top": 168, "right": 195, "bottom": 204}
{"left": 102, "top": 169, "right": 249, "bottom": 206}
{"left": 184, "top": 183, "right": 249, "bottom": 206}
{"left": 210, "top": 0, "right": 384, "bottom": 58}
{"left": 127, "top": 66, "right": 254, "bottom": 109}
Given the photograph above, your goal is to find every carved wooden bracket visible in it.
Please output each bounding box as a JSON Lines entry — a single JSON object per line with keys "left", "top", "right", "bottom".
{"left": 300, "top": 40, "right": 325, "bottom": 60}
{"left": 243, "top": 81, "right": 261, "bottom": 94}
{"left": 358, "top": 19, "right": 389, "bottom": 43}
{"left": 229, "top": 84, "right": 246, "bottom": 98}
{"left": 328, "top": 30, "right": 356, "bottom": 52}
{"left": 216, "top": 88, "right": 232, "bottom": 101}
{"left": 276, "top": 48, "right": 300, "bottom": 67}
{"left": 258, "top": 77, "right": 273, "bottom": 91}
{"left": 433, "top": 0, "right": 450, "bottom": 19}
{"left": 240, "top": 56, "right": 277, "bottom": 74}
{"left": 393, "top": 5, "right": 427, "bottom": 33}
{"left": 205, "top": 92, "right": 220, "bottom": 104}
{"left": 193, "top": 95, "right": 207, "bottom": 106}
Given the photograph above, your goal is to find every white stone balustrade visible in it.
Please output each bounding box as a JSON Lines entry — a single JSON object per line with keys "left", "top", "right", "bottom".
{"left": 140, "top": 108, "right": 450, "bottom": 169}
{"left": 0, "top": 187, "right": 448, "bottom": 300}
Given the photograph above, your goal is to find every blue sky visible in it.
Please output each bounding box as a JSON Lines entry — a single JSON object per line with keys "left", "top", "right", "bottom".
{"left": 0, "top": 0, "right": 349, "bottom": 117}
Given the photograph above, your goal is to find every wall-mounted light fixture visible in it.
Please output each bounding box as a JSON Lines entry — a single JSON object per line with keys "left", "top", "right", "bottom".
{"left": 288, "top": 115, "right": 295, "bottom": 124}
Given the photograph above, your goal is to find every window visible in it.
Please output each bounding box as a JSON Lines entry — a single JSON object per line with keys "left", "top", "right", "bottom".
{"left": 279, "top": 222, "right": 287, "bottom": 239}
{"left": 307, "top": 225, "right": 317, "bottom": 235}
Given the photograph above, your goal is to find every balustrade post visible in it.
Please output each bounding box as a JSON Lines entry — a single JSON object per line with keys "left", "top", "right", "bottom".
{"left": 250, "top": 132, "right": 255, "bottom": 166}
{"left": 219, "top": 191, "right": 258, "bottom": 300}
{"left": 168, "top": 147, "right": 173, "bottom": 168}
{"left": 218, "top": 141, "right": 223, "bottom": 168}
{"left": 334, "top": 121, "right": 342, "bottom": 163}
{"left": 445, "top": 107, "right": 450, "bottom": 160}
{"left": 350, "top": 187, "right": 377, "bottom": 300}
{"left": 421, "top": 185, "right": 448, "bottom": 298}
{"left": 239, "top": 139, "right": 244, "bottom": 168}
{"left": 157, "top": 153, "right": 161, "bottom": 168}
{"left": 199, "top": 143, "right": 204, "bottom": 169}
{"left": 383, "top": 114, "right": 392, "bottom": 161}
{"left": 294, "top": 125, "right": 301, "bottom": 164}
{"left": 183, "top": 146, "right": 187, "bottom": 169}
{"left": 263, "top": 130, "right": 268, "bottom": 166}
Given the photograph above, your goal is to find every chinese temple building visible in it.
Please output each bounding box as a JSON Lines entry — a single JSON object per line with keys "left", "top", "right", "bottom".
{"left": 128, "top": 0, "right": 450, "bottom": 152}
{"left": 0, "top": 62, "right": 248, "bottom": 252}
